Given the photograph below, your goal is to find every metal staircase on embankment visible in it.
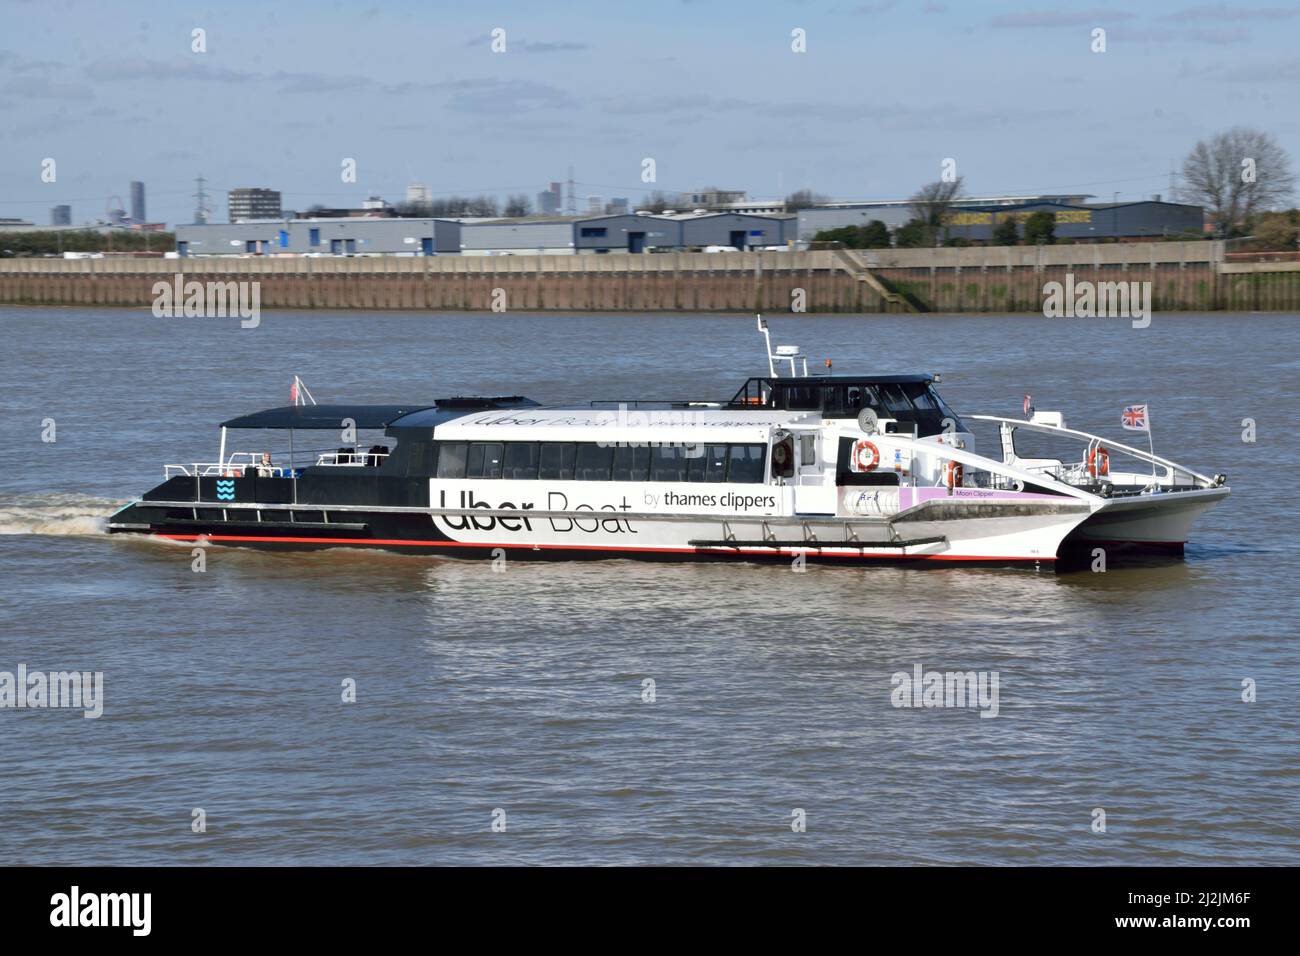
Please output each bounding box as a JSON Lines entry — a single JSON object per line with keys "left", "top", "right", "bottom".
{"left": 831, "top": 248, "right": 920, "bottom": 313}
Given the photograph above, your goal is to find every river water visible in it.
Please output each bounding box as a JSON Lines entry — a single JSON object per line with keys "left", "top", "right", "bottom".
{"left": 0, "top": 306, "right": 1296, "bottom": 865}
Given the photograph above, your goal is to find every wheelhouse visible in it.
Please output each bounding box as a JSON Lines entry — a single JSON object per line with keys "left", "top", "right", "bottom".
{"left": 726, "top": 375, "right": 963, "bottom": 437}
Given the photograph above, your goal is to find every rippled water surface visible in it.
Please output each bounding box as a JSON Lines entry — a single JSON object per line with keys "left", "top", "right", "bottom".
{"left": 1, "top": 307, "right": 1296, "bottom": 865}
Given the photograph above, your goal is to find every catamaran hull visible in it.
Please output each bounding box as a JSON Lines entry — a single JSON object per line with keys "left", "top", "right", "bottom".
{"left": 1062, "top": 487, "right": 1229, "bottom": 552}
{"left": 107, "top": 496, "right": 1099, "bottom": 566}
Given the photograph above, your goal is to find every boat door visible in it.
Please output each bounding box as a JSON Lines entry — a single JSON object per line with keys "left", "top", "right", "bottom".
{"left": 790, "top": 428, "right": 836, "bottom": 515}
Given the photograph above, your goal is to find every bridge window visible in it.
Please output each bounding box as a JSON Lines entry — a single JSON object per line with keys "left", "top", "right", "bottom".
{"left": 781, "top": 385, "right": 820, "bottom": 410}
{"left": 879, "top": 384, "right": 915, "bottom": 416}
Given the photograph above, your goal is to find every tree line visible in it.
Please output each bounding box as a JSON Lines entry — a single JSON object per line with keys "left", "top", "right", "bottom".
{"left": 0, "top": 230, "right": 175, "bottom": 257}
{"left": 813, "top": 126, "right": 1297, "bottom": 250}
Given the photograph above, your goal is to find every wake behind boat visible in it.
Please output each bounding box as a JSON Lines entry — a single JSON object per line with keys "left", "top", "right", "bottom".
{"left": 107, "top": 319, "right": 1229, "bottom": 568}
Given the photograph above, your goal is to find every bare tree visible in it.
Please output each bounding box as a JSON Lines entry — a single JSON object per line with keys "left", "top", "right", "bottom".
{"left": 909, "top": 177, "right": 965, "bottom": 243}
{"left": 504, "top": 194, "right": 531, "bottom": 217}
{"left": 784, "top": 188, "right": 831, "bottom": 211}
{"left": 638, "top": 190, "right": 672, "bottom": 214}
{"left": 1178, "top": 127, "right": 1296, "bottom": 237}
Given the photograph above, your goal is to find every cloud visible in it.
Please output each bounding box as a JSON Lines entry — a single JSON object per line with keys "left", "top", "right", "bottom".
{"left": 519, "top": 40, "right": 589, "bottom": 53}
{"left": 838, "top": 1, "right": 900, "bottom": 13}
{"left": 84, "top": 58, "right": 253, "bottom": 83}
{"left": 1165, "top": 4, "right": 1299, "bottom": 22}
{"left": 1196, "top": 55, "right": 1300, "bottom": 83}
{"left": 0, "top": 74, "right": 92, "bottom": 99}
{"left": 460, "top": 35, "right": 589, "bottom": 53}
{"left": 1111, "top": 25, "right": 1250, "bottom": 44}
{"left": 991, "top": 9, "right": 1136, "bottom": 28}
{"left": 442, "top": 78, "right": 577, "bottom": 113}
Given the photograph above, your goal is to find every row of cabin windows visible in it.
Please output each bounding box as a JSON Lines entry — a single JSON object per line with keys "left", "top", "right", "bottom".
{"left": 431, "top": 441, "right": 767, "bottom": 483}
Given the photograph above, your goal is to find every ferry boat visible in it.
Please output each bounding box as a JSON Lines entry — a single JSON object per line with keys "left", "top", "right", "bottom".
{"left": 107, "top": 319, "right": 1230, "bottom": 568}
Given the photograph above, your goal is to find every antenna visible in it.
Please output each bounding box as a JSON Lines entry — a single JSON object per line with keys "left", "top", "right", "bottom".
{"left": 193, "top": 175, "right": 209, "bottom": 224}
{"left": 757, "top": 315, "right": 775, "bottom": 376}
{"left": 756, "top": 315, "right": 808, "bottom": 378}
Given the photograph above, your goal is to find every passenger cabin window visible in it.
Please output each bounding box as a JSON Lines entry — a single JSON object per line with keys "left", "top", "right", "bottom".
{"left": 650, "top": 445, "right": 691, "bottom": 482}
{"left": 687, "top": 444, "right": 729, "bottom": 483}
{"left": 539, "top": 443, "right": 576, "bottom": 480}
{"left": 728, "top": 445, "right": 766, "bottom": 483}
{"left": 612, "top": 445, "right": 653, "bottom": 481}
{"left": 404, "top": 441, "right": 437, "bottom": 477}
{"left": 430, "top": 440, "right": 768, "bottom": 483}
{"left": 575, "top": 443, "right": 614, "bottom": 481}
{"left": 436, "top": 442, "right": 468, "bottom": 479}
{"left": 466, "top": 442, "right": 504, "bottom": 479}
{"left": 503, "top": 442, "right": 540, "bottom": 480}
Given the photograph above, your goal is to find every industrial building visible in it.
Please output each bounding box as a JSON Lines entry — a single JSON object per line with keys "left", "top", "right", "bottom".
{"left": 797, "top": 194, "right": 1094, "bottom": 240}
{"left": 175, "top": 217, "right": 461, "bottom": 257}
{"left": 942, "top": 200, "right": 1203, "bottom": 242}
{"left": 798, "top": 197, "right": 1203, "bottom": 243}
{"left": 459, "top": 219, "right": 575, "bottom": 255}
{"left": 174, "top": 210, "right": 797, "bottom": 256}
{"left": 573, "top": 211, "right": 795, "bottom": 253}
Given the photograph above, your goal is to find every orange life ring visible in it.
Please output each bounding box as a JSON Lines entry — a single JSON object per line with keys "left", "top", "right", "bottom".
{"left": 1088, "top": 446, "right": 1110, "bottom": 478}
{"left": 853, "top": 439, "right": 880, "bottom": 472}
{"left": 945, "top": 461, "right": 963, "bottom": 489}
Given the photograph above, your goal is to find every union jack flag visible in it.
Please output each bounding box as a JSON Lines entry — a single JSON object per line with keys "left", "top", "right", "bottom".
{"left": 1122, "top": 404, "right": 1149, "bottom": 431}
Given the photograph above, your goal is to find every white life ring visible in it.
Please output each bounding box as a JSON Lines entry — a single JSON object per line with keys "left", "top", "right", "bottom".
{"left": 853, "top": 439, "right": 880, "bottom": 472}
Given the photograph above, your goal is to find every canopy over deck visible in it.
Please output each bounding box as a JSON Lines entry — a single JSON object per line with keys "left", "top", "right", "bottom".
{"left": 220, "top": 404, "right": 436, "bottom": 430}
{"left": 222, "top": 396, "right": 541, "bottom": 430}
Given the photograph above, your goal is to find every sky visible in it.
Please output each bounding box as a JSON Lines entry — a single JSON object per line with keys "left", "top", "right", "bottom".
{"left": 1, "top": 0, "right": 1297, "bottom": 227}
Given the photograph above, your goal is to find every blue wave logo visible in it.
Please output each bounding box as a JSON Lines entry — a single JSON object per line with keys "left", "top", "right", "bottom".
{"left": 215, "top": 479, "right": 235, "bottom": 501}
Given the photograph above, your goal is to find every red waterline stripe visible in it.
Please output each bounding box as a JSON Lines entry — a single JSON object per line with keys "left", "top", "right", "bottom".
{"left": 153, "top": 533, "right": 1052, "bottom": 562}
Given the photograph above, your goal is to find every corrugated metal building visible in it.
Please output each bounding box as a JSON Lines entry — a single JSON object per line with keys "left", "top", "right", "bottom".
{"left": 799, "top": 200, "right": 1204, "bottom": 244}
{"left": 677, "top": 212, "right": 794, "bottom": 250}
{"left": 797, "top": 205, "right": 915, "bottom": 240}
{"left": 572, "top": 214, "right": 679, "bottom": 253}
{"left": 943, "top": 201, "right": 1204, "bottom": 242}
{"left": 459, "top": 219, "right": 575, "bottom": 255}
{"left": 571, "top": 212, "right": 795, "bottom": 253}
{"left": 175, "top": 218, "right": 461, "bottom": 256}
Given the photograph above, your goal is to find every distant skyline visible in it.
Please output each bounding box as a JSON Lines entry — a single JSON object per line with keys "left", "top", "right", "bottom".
{"left": 2, "top": 0, "right": 1298, "bottom": 226}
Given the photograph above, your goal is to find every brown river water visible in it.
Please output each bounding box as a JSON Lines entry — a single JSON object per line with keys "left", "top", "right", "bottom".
{"left": 0, "top": 307, "right": 1295, "bottom": 864}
